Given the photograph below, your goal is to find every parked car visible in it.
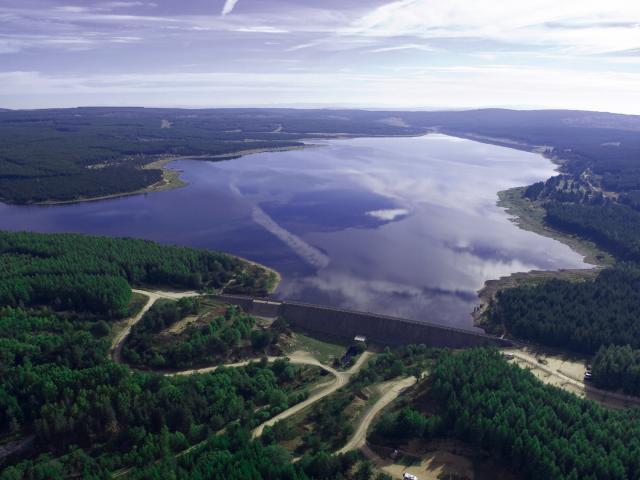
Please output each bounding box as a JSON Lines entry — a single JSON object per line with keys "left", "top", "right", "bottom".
{"left": 403, "top": 473, "right": 418, "bottom": 480}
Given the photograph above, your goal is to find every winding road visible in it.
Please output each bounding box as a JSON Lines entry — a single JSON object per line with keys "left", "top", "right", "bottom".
{"left": 110, "top": 289, "right": 380, "bottom": 478}
{"left": 337, "top": 375, "right": 417, "bottom": 455}
{"left": 252, "top": 351, "right": 372, "bottom": 438}
{"left": 110, "top": 289, "right": 375, "bottom": 443}
{"left": 109, "top": 289, "right": 199, "bottom": 363}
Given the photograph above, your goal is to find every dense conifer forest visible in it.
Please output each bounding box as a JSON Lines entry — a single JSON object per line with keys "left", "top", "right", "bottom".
{"left": 0, "top": 231, "right": 337, "bottom": 479}
{"left": 545, "top": 203, "right": 640, "bottom": 261}
{"left": 0, "top": 230, "right": 258, "bottom": 316}
{"left": 3, "top": 108, "right": 640, "bottom": 476}
{"left": 592, "top": 345, "right": 640, "bottom": 396}
{"left": 487, "top": 265, "right": 640, "bottom": 354}
{"left": 373, "top": 349, "right": 640, "bottom": 480}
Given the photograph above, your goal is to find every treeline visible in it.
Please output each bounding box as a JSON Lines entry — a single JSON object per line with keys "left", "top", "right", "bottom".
{"left": 0, "top": 231, "right": 263, "bottom": 315}
{"left": 592, "top": 345, "right": 640, "bottom": 396}
{"left": 0, "top": 167, "right": 162, "bottom": 204}
{"left": 487, "top": 265, "right": 640, "bottom": 354}
{"left": 373, "top": 349, "right": 640, "bottom": 480}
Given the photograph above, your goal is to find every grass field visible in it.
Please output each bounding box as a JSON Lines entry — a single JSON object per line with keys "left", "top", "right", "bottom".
{"left": 288, "top": 331, "right": 349, "bottom": 366}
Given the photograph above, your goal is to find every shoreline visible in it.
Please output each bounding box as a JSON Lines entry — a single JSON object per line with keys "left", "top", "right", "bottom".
{"left": 20, "top": 132, "right": 433, "bottom": 207}
{"left": 432, "top": 130, "right": 613, "bottom": 332}
{"left": 231, "top": 254, "right": 282, "bottom": 296}
{"left": 7, "top": 129, "right": 609, "bottom": 330}
{"left": 473, "top": 185, "right": 613, "bottom": 331}
{"left": 28, "top": 144, "right": 313, "bottom": 207}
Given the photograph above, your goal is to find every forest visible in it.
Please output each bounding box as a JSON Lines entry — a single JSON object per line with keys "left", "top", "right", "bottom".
{"left": 372, "top": 349, "right": 640, "bottom": 480}
{"left": 592, "top": 345, "right": 640, "bottom": 396}
{"left": 0, "top": 108, "right": 419, "bottom": 203}
{"left": 0, "top": 231, "right": 335, "bottom": 479}
{"left": 486, "top": 265, "right": 640, "bottom": 354}
{"left": 0, "top": 230, "right": 259, "bottom": 316}
{"left": 260, "top": 345, "right": 443, "bottom": 457}
{"left": 122, "top": 301, "right": 286, "bottom": 370}
{"left": 545, "top": 202, "right": 640, "bottom": 261}
{"left": 123, "top": 426, "right": 374, "bottom": 480}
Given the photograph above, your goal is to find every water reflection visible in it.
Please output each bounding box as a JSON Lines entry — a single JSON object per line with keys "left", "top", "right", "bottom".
{"left": 0, "top": 134, "right": 586, "bottom": 329}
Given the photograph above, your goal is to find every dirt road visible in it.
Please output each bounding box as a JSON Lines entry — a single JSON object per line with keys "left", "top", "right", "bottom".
{"left": 109, "top": 289, "right": 378, "bottom": 478}
{"left": 337, "top": 376, "right": 417, "bottom": 454}
{"left": 505, "top": 349, "right": 640, "bottom": 409}
{"left": 109, "top": 289, "right": 199, "bottom": 363}
{"left": 251, "top": 351, "right": 372, "bottom": 438}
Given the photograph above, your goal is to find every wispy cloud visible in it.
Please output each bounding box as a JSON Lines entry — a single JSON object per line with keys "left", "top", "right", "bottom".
{"left": 221, "top": 0, "right": 240, "bottom": 16}
{"left": 2, "top": 65, "right": 639, "bottom": 113}
{"left": 352, "top": 0, "right": 640, "bottom": 54}
{"left": 0, "top": 0, "right": 638, "bottom": 112}
{"left": 369, "top": 43, "right": 435, "bottom": 53}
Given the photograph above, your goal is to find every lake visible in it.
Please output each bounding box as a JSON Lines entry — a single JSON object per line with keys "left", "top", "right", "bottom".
{"left": 0, "top": 134, "right": 587, "bottom": 329}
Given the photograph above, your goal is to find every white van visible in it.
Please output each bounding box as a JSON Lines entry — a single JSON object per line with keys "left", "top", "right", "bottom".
{"left": 403, "top": 473, "right": 418, "bottom": 480}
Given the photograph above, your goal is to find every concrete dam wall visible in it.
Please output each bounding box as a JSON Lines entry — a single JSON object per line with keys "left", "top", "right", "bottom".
{"left": 213, "top": 295, "right": 511, "bottom": 349}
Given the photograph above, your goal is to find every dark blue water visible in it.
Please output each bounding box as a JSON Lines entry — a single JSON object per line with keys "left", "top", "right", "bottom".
{"left": 0, "top": 135, "right": 586, "bottom": 329}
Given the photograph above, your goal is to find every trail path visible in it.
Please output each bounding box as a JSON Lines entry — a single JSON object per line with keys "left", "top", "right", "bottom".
{"left": 252, "top": 351, "right": 372, "bottom": 438}
{"left": 337, "top": 376, "right": 417, "bottom": 455}
{"left": 109, "top": 290, "right": 375, "bottom": 478}
{"left": 109, "top": 289, "right": 199, "bottom": 363}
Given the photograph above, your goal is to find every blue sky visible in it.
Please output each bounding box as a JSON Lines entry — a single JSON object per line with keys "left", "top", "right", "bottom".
{"left": 1, "top": 0, "right": 639, "bottom": 112}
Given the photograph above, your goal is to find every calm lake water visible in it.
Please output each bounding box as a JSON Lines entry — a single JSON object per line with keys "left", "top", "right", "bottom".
{"left": 0, "top": 134, "right": 586, "bottom": 329}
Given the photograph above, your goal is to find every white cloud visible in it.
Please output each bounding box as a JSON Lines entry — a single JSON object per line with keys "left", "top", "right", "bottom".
{"left": 232, "top": 26, "right": 288, "bottom": 34}
{"left": 221, "top": 0, "right": 240, "bottom": 16}
{"left": 352, "top": 0, "right": 640, "bottom": 54}
{"left": 370, "top": 43, "right": 434, "bottom": 53}
{"left": 102, "top": 2, "right": 146, "bottom": 8}
{"left": 367, "top": 209, "right": 409, "bottom": 220}
{"left": 2, "top": 63, "right": 638, "bottom": 112}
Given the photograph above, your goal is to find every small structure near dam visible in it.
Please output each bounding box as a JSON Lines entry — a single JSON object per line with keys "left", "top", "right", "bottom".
{"left": 211, "top": 294, "right": 511, "bottom": 349}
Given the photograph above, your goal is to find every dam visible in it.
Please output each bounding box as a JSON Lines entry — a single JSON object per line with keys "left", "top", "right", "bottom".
{"left": 212, "top": 294, "right": 512, "bottom": 349}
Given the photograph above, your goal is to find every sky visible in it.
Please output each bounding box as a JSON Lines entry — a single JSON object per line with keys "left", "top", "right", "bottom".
{"left": 1, "top": 0, "right": 639, "bottom": 112}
